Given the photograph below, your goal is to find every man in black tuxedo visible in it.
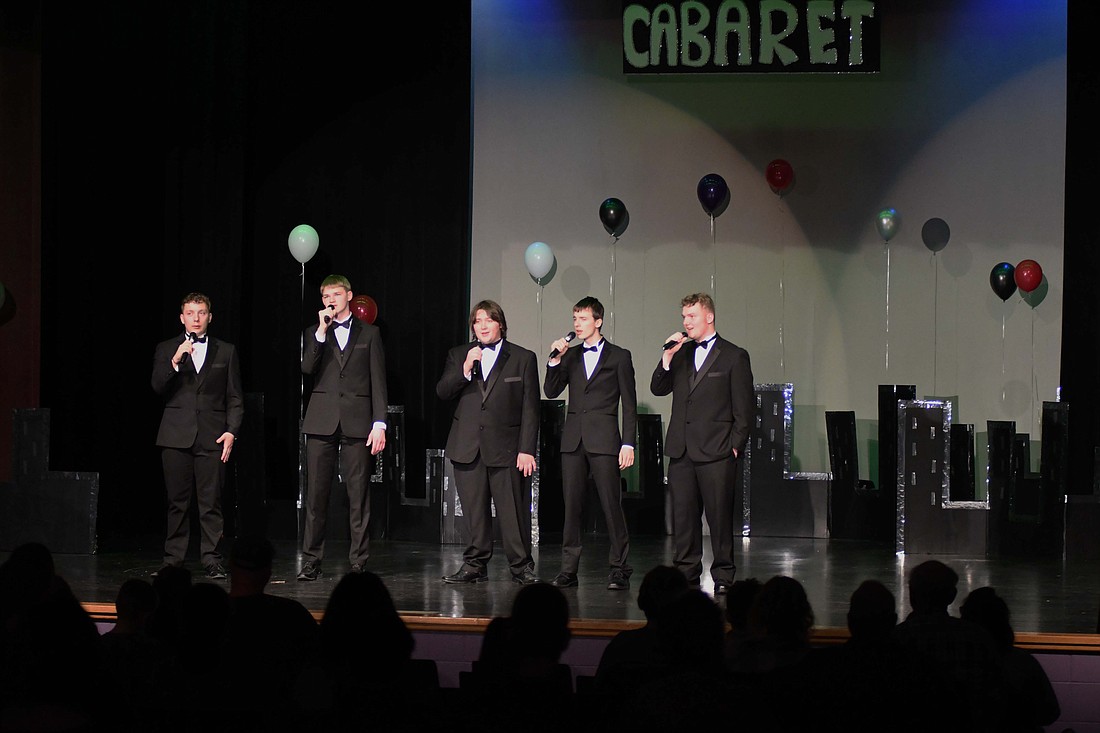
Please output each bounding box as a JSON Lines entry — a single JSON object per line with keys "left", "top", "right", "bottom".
{"left": 544, "top": 296, "right": 637, "bottom": 590}
{"left": 437, "top": 300, "right": 540, "bottom": 585}
{"left": 298, "top": 275, "right": 388, "bottom": 581}
{"left": 651, "top": 292, "right": 753, "bottom": 595}
{"left": 151, "top": 292, "right": 243, "bottom": 579}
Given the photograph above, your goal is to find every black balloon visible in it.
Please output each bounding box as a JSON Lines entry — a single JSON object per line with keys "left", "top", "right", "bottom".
{"left": 697, "top": 173, "right": 729, "bottom": 217}
{"left": 922, "top": 217, "right": 951, "bottom": 253}
{"left": 599, "top": 198, "right": 628, "bottom": 237}
{"left": 989, "top": 262, "right": 1017, "bottom": 301}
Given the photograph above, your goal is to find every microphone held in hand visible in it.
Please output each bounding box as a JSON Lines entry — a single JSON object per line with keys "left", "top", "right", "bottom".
{"left": 180, "top": 332, "right": 197, "bottom": 367}
{"left": 662, "top": 332, "right": 688, "bottom": 350}
{"left": 324, "top": 304, "right": 335, "bottom": 324}
{"left": 548, "top": 331, "right": 577, "bottom": 359}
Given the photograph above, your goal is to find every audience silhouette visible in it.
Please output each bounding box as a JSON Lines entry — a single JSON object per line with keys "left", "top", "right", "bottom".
{"left": 0, "top": 543, "right": 1068, "bottom": 733}
{"left": 892, "top": 560, "right": 1005, "bottom": 733}
{"left": 221, "top": 536, "right": 319, "bottom": 721}
{"left": 960, "top": 586, "right": 1061, "bottom": 732}
{"left": 593, "top": 564, "right": 689, "bottom": 696}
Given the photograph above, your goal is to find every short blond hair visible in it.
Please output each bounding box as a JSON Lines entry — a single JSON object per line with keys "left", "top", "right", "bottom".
{"left": 681, "top": 292, "right": 715, "bottom": 315}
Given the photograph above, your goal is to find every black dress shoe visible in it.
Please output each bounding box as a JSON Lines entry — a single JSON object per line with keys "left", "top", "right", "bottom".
{"left": 607, "top": 569, "right": 629, "bottom": 591}
{"left": 511, "top": 568, "right": 540, "bottom": 585}
{"left": 205, "top": 562, "right": 228, "bottom": 580}
{"left": 442, "top": 568, "right": 488, "bottom": 584}
{"left": 297, "top": 563, "right": 323, "bottom": 581}
{"left": 350, "top": 563, "right": 365, "bottom": 574}
{"left": 550, "top": 572, "right": 578, "bottom": 588}
{"left": 714, "top": 581, "right": 731, "bottom": 596}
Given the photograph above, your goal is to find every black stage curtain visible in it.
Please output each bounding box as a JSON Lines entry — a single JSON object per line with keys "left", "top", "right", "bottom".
{"left": 38, "top": 1, "right": 472, "bottom": 548}
{"left": 1062, "top": 0, "right": 1100, "bottom": 496}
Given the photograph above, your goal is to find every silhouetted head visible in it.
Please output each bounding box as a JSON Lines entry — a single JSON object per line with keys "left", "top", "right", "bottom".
{"left": 960, "top": 586, "right": 1013, "bottom": 649}
{"left": 907, "top": 560, "right": 958, "bottom": 614}
{"left": 229, "top": 536, "right": 275, "bottom": 595}
{"left": 637, "top": 565, "right": 690, "bottom": 622}
{"left": 749, "top": 575, "right": 814, "bottom": 642}
{"left": 656, "top": 589, "right": 725, "bottom": 671}
{"left": 114, "top": 578, "right": 159, "bottom": 632}
{"left": 847, "top": 579, "right": 897, "bottom": 641}
{"left": 725, "top": 578, "right": 762, "bottom": 632}
{"left": 510, "top": 582, "right": 572, "bottom": 662}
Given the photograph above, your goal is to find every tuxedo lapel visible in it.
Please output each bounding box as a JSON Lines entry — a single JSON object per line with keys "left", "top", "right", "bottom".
{"left": 196, "top": 338, "right": 218, "bottom": 384}
{"left": 688, "top": 339, "right": 722, "bottom": 394}
{"left": 586, "top": 342, "right": 608, "bottom": 386}
{"left": 482, "top": 343, "right": 510, "bottom": 402}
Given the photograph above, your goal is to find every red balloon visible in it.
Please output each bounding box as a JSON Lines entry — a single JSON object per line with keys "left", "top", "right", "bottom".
{"left": 766, "top": 159, "right": 794, "bottom": 195}
{"left": 351, "top": 295, "right": 378, "bottom": 324}
{"left": 1014, "top": 260, "right": 1043, "bottom": 293}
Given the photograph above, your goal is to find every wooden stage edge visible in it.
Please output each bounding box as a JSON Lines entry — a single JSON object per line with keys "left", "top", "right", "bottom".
{"left": 80, "top": 602, "right": 1100, "bottom": 654}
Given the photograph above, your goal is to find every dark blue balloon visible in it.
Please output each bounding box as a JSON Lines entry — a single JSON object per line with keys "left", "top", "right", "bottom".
{"left": 989, "top": 262, "right": 1017, "bottom": 301}
{"left": 599, "top": 198, "right": 628, "bottom": 237}
{"left": 697, "top": 174, "right": 729, "bottom": 217}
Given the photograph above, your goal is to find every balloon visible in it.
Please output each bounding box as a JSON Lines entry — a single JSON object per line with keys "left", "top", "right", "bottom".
{"left": 765, "top": 159, "right": 794, "bottom": 195}
{"left": 989, "top": 262, "right": 1017, "bottom": 301}
{"left": 921, "top": 218, "right": 950, "bottom": 253}
{"left": 599, "top": 198, "right": 628, "bottom": 237}
{"left": 876, "top": 209, "right": 899, "bottom": 242}
{"left": 697, "top": 173, "right": 729, "bottom": 217}
{"left": 351, "top": 295, "right": 378, "bottom": 324}
{"left": 288, "top": 224, "right": 319, "bottom": 264}
{"left": 1014, "top": 259, "right": 1043, "bottom": 293}
{"left": 524, "top": 241, "right": 554, "bottom": 280}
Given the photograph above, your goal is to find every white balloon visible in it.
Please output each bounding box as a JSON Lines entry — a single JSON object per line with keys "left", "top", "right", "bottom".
{"left": 288, "top": 224, "right": 320, "bottom": 263}
{"left": 524, "top": 241, "right": 554, "bottom": 279}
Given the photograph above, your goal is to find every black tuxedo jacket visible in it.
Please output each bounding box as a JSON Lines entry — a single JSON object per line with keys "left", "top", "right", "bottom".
{"left": 543, "top": 340, "right": 638, "bottom": 456}
{"left": 650, "top": 335, "right": 754, "bottom": 462}
{"left": 152, "top": 335, "right": 244, "bottom": 450}
{"left": 436, "top": 340, "right": 539, "bottom": 467}
{"left": 301, "top": 318, "right": 388, "bottom": 438}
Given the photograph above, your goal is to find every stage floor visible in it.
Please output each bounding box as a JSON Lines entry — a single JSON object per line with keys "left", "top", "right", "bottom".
{"left": 21, "top": 533, "right": 1100, "bottom": 640}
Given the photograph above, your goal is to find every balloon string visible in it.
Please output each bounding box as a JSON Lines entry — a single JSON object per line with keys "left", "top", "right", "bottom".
{"left": 885, "top": 244, "right": 890, "bottom": 374}
{"left": 537, "top": 280, "right": 543, "bottom": 352}
{"left": 779, "top": 200, "right": 786, "bottom": 377}
{"left": 1001, "top": 309, "right": 1007, "bottom": 403}
{"left": 710, "top": 215, "right": 717, "bottom": 296}
{"left": 933, "top": 253, "right": 938, "bottom": 394}
{"left": 1031, "top": 308, "right": 1037, "bottom": 436}
{"left": 298, "top": 262, "right": 305, "bottom": 512}
{"left": 780, "top": 248, "right": 785, "bottom": 376}
{"left": 610, "top": 236, "right": 617, "bottom": 340}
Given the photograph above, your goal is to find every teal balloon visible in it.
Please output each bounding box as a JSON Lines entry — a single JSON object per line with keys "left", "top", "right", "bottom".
{"left": 524, "top": 241, "right": 554, "bottom": 279}
{"left": 288, "top": 224, "right": 320, "bottom": 263}
{"left": 876, "top": 208, "right": 899, "bottom": 243}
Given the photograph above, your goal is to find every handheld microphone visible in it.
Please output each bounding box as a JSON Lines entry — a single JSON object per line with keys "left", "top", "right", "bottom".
{"left": 662, "top": 332, "right": 688, "bottom": 350}
{"left": 324, "top": 304, "right": 335, "bottom": 324}
{"left": 470, "top": 339, "right": 484, "bottom": 380}
{"left": 548, "top": 331, "right": 577, "bottom": 359}
{"left": 180, "top": 332, "right": 196, "bottom": 367}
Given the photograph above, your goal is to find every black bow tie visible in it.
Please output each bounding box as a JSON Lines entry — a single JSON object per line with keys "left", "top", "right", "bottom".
{"left": 696, "top": 338, "right": 713, "bottom": 350}
{"left": 480, "top": 340, "right": 500, "bottom": 351}
{"left": 187, "top": 334, "right": 207, "bottom": 344}
{"left": 332, "top": 319, "right": 352, "bottom": 330}
{"left": 583, "top": 345, "right": 599, "bottom": 353}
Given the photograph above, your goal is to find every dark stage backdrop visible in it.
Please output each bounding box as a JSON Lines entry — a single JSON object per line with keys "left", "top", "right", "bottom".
{"left": 36, "top": 1, "right": 472, "bottom": 550}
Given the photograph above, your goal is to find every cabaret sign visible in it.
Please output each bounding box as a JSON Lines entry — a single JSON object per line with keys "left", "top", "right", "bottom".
{"left": 622, "top": 1, "right": 880, "bottom": 74}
